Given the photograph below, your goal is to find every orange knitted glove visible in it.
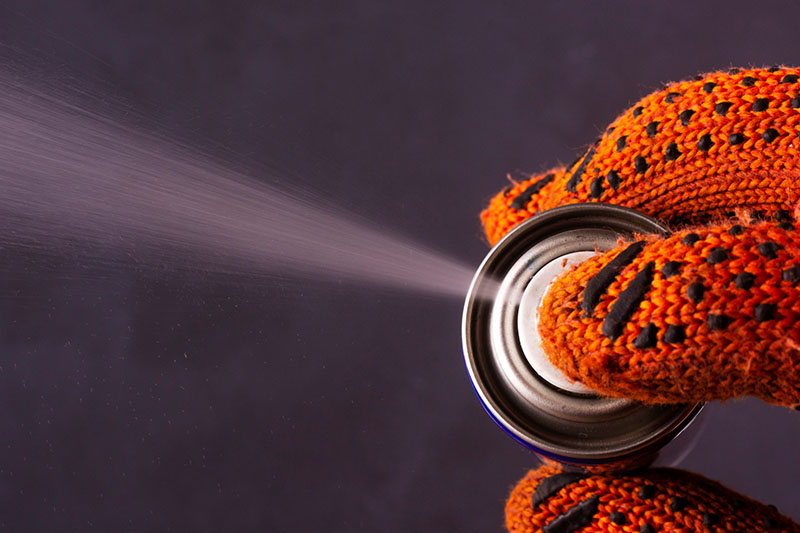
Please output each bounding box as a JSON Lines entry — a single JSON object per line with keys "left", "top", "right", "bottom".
{"left": 481, "top": 67, "right": 800, "bottom": 532}
{"left": 505, "top": 465, "right": 797, "bottom": 533}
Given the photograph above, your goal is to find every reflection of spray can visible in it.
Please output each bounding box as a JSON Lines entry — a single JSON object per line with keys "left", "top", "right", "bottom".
{"left": 462, "top": 204, "right": 703, "bottom": 471}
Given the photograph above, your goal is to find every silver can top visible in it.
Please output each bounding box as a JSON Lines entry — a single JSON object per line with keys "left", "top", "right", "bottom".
{"left": 462, "top": 203, "right": 702, "bottom": 465}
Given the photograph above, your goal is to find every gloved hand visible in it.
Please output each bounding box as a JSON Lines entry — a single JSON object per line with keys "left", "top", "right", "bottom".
{"left": 482, "top": 67, "right": 800, "bottom": 532}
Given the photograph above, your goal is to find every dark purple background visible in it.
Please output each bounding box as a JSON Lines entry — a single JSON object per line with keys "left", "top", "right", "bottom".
{"left": 0, "top": 2, "right": 799, "bottom": 531}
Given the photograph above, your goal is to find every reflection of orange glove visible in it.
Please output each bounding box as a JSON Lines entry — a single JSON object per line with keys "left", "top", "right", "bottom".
{"left": 482, "top": 67, "right": 800, "bottom": 531}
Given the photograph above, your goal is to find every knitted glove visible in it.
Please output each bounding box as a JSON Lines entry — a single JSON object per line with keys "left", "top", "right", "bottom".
{"left": 505, "top": 465, "right": 796, "bottom": 533}
{"left": 482, "top": 67, "right": 800, "bottom": 532}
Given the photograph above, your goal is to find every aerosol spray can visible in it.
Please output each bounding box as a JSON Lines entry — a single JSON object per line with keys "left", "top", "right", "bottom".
{"left": 462, "top": 204, "right": 703, "bottom": 471}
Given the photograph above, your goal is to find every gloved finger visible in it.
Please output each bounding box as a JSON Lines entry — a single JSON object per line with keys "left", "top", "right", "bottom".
{"left": 482, "top": 167, "right": 566, "bottom": 246}
{"left": 538, "top": 217, "right": 800, "bottom": 407}
{"left": 506, "top": 464, "right": 798, "bottom": 533}
{"left": 482, "top": 67, "right": 800, "bottom": 246}
{"left": 480, "top": 67, "right": 800, "bottom": 406}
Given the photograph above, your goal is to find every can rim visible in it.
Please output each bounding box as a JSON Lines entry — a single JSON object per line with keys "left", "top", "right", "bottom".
{"left": 462, "top": 203, "right": 703, "bottom": 463}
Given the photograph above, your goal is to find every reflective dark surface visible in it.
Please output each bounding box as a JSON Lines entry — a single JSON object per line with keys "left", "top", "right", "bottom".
{"left": 0, "top": 2, "right": 798, "bottom": 531}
